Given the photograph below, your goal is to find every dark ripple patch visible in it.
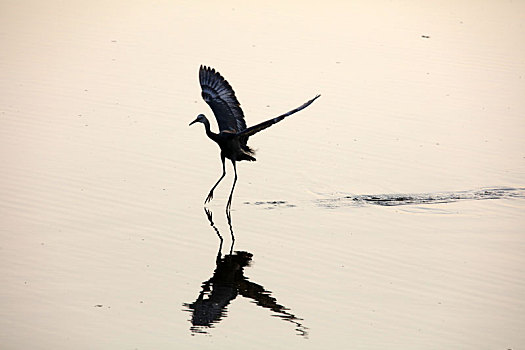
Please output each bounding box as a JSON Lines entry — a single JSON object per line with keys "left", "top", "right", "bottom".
{"left": 317, "top": 187, "right": 525, "bottom": 208}
{"left": 244, "top": 200, "right": 296, "bottom": 209}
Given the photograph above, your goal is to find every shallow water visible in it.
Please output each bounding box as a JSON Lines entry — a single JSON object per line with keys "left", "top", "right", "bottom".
{"left": 1, "top": 1, "right": 525, "bottom": 349}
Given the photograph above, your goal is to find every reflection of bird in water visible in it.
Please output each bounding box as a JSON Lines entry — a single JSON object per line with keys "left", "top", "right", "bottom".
{"left": 183, "top": 208, "right": 308, "bottom": 337}
{"left": 189, "top": 65, "right": 320, "bottom": 211}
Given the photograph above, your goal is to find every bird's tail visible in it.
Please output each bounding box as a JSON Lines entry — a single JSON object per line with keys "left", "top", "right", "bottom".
{"left": 242, "top": 144, "right": 255, "bottom": 155}
{"left": 239, "top": 146, "right": 256, "bottom": 161}
{"left": 239, "top": 153, "right": 256, "bottom": 162}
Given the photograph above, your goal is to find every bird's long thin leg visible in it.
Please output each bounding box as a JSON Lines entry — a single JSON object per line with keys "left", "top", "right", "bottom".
{"left": 226, "top": 160, "right": 237, "bottom": 212}
{"left": 205, "top": 155, "right": 226, "bottom": 204}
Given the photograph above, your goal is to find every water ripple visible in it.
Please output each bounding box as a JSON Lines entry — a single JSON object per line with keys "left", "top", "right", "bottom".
{"left": 317, "top": 187, "right": 525, "bottom": 208}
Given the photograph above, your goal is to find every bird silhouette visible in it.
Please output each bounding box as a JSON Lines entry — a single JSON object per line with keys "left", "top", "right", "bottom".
{"left": 190, "top": 65, "right": 320, "bottom": 210}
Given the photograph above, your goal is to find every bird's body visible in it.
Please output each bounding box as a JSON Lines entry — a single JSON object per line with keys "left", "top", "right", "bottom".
{"left": 201, "top": 120, "right": 256, "bottom": 162}
{"left": 190, "top": 65, "right": 319, "bottom": 210}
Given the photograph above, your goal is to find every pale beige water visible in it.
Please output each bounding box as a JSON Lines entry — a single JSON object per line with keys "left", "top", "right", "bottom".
{"left": 1, "top": 1, "right": 525, "bottom": 349}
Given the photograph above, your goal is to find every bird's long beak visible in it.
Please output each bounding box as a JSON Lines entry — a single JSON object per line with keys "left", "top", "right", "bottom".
{"left": 189, "top": 118, "right": 198, "bottom": 126}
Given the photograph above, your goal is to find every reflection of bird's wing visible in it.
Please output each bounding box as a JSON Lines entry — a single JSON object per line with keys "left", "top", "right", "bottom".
{"left": 238, "top": 279, "right": 285, "bottom": 313}
{"left": 199, "top": 65, "right": 247, "bottom": 133}
{"left": 238, "top": 95, "right": 320, "bottom": 138}
{"left": 237, "top": 279, "right": 309, "bottom": 337}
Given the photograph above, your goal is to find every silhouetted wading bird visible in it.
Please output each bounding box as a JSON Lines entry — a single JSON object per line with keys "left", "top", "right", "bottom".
{"left": 190, "top": 65, "right": 320, "bottom": 211}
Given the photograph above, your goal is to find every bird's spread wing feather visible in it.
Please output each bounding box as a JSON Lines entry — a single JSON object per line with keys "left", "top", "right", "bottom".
{"left": 238, "top": 95, "right": 320, "bottom": 138}
{"left": 199, "top": 65, "right": 247, "bottom": 133}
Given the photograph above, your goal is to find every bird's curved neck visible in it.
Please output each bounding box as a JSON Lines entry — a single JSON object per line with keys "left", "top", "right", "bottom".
{"left": 202, "top": 118, "right": 217, "bottom": 140}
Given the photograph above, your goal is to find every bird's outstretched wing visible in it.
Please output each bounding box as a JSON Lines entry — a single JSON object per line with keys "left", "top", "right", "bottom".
{"left": 238, "top": 95, "right": 320, "bottom": 138}
{"left": 199, "top": 65, "right": 247, "bottom": 133}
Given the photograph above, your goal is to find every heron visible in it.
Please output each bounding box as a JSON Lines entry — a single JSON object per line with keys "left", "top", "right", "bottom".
{"left": 189, "top": 65, "right": 320, "bottom": 211}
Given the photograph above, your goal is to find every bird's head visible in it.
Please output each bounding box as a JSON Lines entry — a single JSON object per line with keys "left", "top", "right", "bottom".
{"left": 189, "top": 114, "right": 206, "bottom": 126}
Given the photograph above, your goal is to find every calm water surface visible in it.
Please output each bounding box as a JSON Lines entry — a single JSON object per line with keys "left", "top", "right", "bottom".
{"left": 1, "top": 1, "right": 524, "bottom": 349}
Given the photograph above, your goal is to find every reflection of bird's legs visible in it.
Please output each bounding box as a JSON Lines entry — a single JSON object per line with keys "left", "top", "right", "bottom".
{"left": 204, "top": 208, "right": 223, "bottom": 264}
{"left": 226, "top": 208, "right": 235, "bottom": 254}
{"left": 226, "top": 160, "right": 237, "bottom": 212}
{"left": 205, "top": 155, "right": 226, "bottom": 204}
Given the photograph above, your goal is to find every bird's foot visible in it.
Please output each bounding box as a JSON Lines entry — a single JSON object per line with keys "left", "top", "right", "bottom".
{"left": 205, "top": 191, "right": 214, "bottom": 204}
